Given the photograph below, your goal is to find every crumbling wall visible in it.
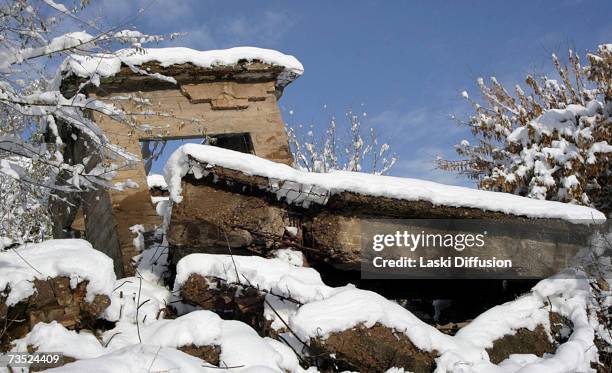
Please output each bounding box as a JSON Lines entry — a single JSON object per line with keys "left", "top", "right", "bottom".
{"left": 58, "top": 62, "right": 295, "bottom": 276}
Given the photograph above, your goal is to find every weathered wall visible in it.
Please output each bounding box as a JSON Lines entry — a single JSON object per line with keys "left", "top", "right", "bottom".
{"left": 167, "top": 168, "right": 590, "bottom": 277}
{"left": 63, "top": 71, "right": 293, "bottom": 275}
{"left": 168, "top": 176, "right": 290, "bottom": 267}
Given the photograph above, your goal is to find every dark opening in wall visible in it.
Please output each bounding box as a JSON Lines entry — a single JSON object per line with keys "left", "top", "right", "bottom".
{"left": 140, "top": 132, "right": 254, "bottom": 175}
{"left": 208, "top": 133, "right": 254, "bottom": 154}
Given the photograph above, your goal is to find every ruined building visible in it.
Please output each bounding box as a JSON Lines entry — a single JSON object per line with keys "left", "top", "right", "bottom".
{"left": 55, "top": 47, "right": 603, "bottom": 283}
{"left": 57, "top": 47, "right": 303, "bottom": 275}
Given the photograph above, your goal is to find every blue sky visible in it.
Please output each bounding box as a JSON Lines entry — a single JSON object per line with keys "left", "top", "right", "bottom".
{"left": 84, "top": 0, "right": 611, "bottom": 185}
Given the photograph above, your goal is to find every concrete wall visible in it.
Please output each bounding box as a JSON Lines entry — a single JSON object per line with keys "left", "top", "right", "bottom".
{"left": 167, "top": 167, "right": 592, "bottom": 278}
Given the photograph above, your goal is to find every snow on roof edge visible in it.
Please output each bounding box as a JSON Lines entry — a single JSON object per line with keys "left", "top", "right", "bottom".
{"left": 60, "top": 46, "right": 304, "bottom": 87}
{"left": 163, "top": 144, "right": 606, "bottom": 224}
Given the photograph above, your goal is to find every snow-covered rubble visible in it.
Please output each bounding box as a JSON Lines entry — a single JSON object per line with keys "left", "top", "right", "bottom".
{"left": 60, "top": 46, "right": 304, "bottom": 88}
{"left": 289, "top": 288, "right": 458, "bottom": 352}
{"left": 172, "top": 252, "right": 607, "bottom": 373}
{"left": 11, "top": 321, "right": 106, "bottom": 361}
{"left": 174, "top": 253, "right": 340, "bottom": 304}
{"left": 10, "top": 311, "right": 307, "bottom": 373}
{"left": 0, "top": 239, "right": 115, "bottom": 305}
{"left": 164, "top": 144, "right": 606, "bottom": 223}
{"left": 0, "top": 237, "right": 607, "bottom": 372}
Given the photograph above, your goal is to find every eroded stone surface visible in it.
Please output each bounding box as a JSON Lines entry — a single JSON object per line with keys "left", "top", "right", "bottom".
{"left": 178, "top": 344, "right": 221, "bottom": 366}
{"left": 486, "top": 312, "right": 571, "bottom": 364}
{"left": 0, "top": 277, "right": 110, "bottom": 350}
{"left": 179, "top": 274, "right": 268, "bottom": 335}
{"left": 308, "top": 323, "right": 438, "bottom": 373}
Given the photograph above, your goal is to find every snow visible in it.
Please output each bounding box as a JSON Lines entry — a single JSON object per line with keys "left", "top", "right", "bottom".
{"left": 273, "top": 248, "right": 305, "bottom": 267}
{"left": 290, "top": 288, "right": 460, "bottom": 354}
{"left": 1, "top": 32, "right": 94, "bottom": 72}
{"left": 507, "top": 101, "right": 602, "bottom": 144}
{"left": 288, "top": 271, "right": 602, "bottom": 373}
{"left": 129, "top": 224, "right": 145, "bottom": 254}
{"left": 42, "top": 0, "right": 69, "bottom": 13}
{"left": 454, "top": 295, "right": 550, "bottom": 349}
{"left": 1, "top": 236, "right": 606, "bottom": 373}
{"left": 165, "top": 144, "right": 606, "bottom": 223}
{"left": 14, "top": 311, "right": 308, "bottom": 373}
{"left": 174, "top": 254, "right": 338, "bottom": 304}
{"left": 437, "top": 268, "right": 601, "bottom": 372}
{"left": 104, "top": 311, "right": 223, "bottom": 350}
{"left": 103, "top": 277, "right": 173, "bottom": 325}
{"left": 217, "top": 319, "right": 303, "bottom": 371}
{"left": 0, "top": 237, "right": 14, "bottom": 250}
{"left": 113, "top": 178, "right": 139, "bottom": 191}
{"left": 498, "top": 98, "right": 611, "bottom": 208}
{"left": 0, "top": 239, "right": 115, "bottom": 306}
{"left": 172, "top": 249, "right": 607, "bottom": 373}
{"left": 0, "top": 159, "right": 21, "bottom": 179}
{"left": 61, "top": 46, "right": 304, "bottom": 88}
{"left": 42, "top": 344, "right": 216, "bottom": 373}
{"left": 588, "top": 141, "right": 612, "bottom": 163}
{"left": 285, "top": 226, "right": 299, "bottom": 237}
{"left": 11, "top": 321, "right": 106, "bottom": 360}
{"left": 146, "top": 173, "right": 167, "bottom": 190}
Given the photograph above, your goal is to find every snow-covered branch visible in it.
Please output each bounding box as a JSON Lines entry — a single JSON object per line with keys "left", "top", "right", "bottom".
{"left": 438, "top": 45, "right": 612, "bottom": 215}
{"left": 286, "top": 109, "right": 397, "bottom": 175}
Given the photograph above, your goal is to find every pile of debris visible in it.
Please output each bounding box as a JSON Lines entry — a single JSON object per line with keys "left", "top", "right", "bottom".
{"left": 1, "top": 235, "right": 610, "bottom": 372}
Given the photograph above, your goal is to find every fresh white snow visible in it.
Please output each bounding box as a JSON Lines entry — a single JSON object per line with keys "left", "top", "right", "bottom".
{"left": 11, "top": 321, "right": 106, "bottom": 360}
{"left": 146, "top": 173, "right": 168, "bottom": 190}
{"left": 0, "top": 239, "right": 115, "bottom": 306}
{"left": 174, "top": 254, "right": 339, "bottom": 304}
{"left": 11, "top": 311, "right": 308, "bottom": 373}
{"left": 273, "top": 248, "right": 305, "bottom": 267}
{"left": 41, "top": 344, "right": 217, "bottom": 373}
{"left": 289, "top": 287, "right": 461, "bottom": 354}
{"left": 164, "top": 144, "right": 606, "bottom": 223}
{"left": 103, "top": 276, "right": 173, "bottom": 325}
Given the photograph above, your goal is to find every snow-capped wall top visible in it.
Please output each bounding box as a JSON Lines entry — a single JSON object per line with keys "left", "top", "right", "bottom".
{"left": 0, "top": 239, "right": 116, "bottom": 306}
{"left": 61, "top": 46, "right": 304, "bottom": 87}
{"left": 164, "top": 144, "right": 606, "bottom": 223}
